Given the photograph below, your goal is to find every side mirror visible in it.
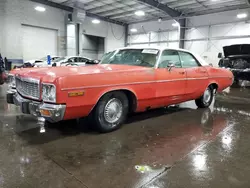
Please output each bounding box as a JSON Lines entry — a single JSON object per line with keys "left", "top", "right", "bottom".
{"left": 167, "top": 63, "right": 175, "bottom": 71}
{"left": 218, "top": 52, "right": 222, "bottom": 58}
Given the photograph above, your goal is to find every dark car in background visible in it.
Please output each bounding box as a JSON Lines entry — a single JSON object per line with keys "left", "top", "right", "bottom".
{"left": 218, "top": 44, "right": 250, "bottom": 84}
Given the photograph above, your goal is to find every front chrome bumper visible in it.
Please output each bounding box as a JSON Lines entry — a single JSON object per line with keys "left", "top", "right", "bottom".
{"left": 12, "top": 93, "right": 66, "bottom": 123}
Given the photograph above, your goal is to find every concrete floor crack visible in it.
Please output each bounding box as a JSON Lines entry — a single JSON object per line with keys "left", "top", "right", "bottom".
{"left": 139, "top": 166, "right": 172, "bottom": 188}
{"left": 44, "top": 153, "right": 89, "bottom": 188}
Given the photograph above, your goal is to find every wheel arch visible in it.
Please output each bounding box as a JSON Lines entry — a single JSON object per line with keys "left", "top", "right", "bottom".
{"left": 209, "top": 82, "right": 219, "bottom": 90}
{"left": 207, "top": 81, "right": 219, "bottom": 92}
{"left": 89, "top": 88, "right": 138, "bottom": 115}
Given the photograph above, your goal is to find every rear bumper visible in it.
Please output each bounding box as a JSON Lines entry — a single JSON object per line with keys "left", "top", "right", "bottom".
{"left": 230, "top": 69, "right": 250, "bottom": 81}
{"left": 11, "top": 93, "right": 66, "bottom": 123}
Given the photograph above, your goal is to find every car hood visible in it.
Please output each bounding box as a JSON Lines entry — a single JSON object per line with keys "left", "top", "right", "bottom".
{"left": 15, "top": 64, "right": 150, "bottom": 82}
{"left": 223, "top": 44, "right": 250, "bottom": 58}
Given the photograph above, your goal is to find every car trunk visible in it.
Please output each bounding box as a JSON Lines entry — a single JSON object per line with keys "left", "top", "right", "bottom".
{"left": 223, "top": 44, "right": 250, "bottom": 58}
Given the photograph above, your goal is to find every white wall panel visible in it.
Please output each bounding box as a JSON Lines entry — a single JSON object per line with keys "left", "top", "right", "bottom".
{"left": 185, "top": 41, "right": 207, "bottom": 55}
{"left": 129, "top": 30, "right": 179, "bottom": 46}
{"left": 129, "top": 34, "right": 149, "bottom": 44}
{"left": 2, "top": 0, "right": 66, "bottom": 59}
{"left": 22, "top": 25, "right": 57, "bottom": 61}
{"left": 168, "top": 42, "right": 180, "bottom": 49}
{"left": 129, "top": 44, "right": 149, "bottom": 48}
{"left": 185, "top": 27, "right": 209, "bottom": 40}
{"left": 150, "top": 32, "right": 159, "bottom": 42}
{"left": 211, "top": 23, "right": 250, "bottom": 37}
{"left": 168, "top": 30, "right": 179, "bottom": 41}
{"left": 128, "top": 18, "right": 179, "bottom": 47}
{"left": 129, "top": 19, "right": 176, "bottom": 32}
{"left": 159, "top": 32, "right": 169, "bottom": 42}
{"left": 106, "top": 22, "right": 125, "bottom": 52}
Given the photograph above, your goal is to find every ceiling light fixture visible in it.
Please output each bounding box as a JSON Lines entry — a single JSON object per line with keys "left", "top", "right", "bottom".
{"left": 135, "top": 10, "right": 145, "bottom": 16}
{"left": 35, "top": 6, "right": 46, "bottom": 12}
{"left": 92, "top": 19, "right": 100, "bottom": 24}
{"left": 237, "top": 13, "right": 247, "bottom": 19}
{"left": 130, "top": 28, "right": 138, "bottom": 33}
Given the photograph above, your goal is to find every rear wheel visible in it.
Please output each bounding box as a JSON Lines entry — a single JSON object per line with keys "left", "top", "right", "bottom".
{"left": 195, "top": 86, "right": 214, "bottom": 108}
{"left": 90, "top": 91, "right": 129, "bottom": 133}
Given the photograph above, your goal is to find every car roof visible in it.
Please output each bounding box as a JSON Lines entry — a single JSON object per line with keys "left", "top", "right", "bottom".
{"left": 64, "top": 56, "right": 90, "bottom": 59}
{"left": 117, "top": 46, "right": 192, "bottom": 53}
{"left": 115, "top": 46, "right": 209, "bottom": 66}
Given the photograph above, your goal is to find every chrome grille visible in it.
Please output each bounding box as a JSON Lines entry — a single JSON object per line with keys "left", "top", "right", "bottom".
{"left": 16, "top": 77, "right": 40, "bottom": 100}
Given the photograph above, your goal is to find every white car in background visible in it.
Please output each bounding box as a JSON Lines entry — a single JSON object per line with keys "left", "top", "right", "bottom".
{"left": 25, "top": 56, "right": 60, "bottom": 67}
{"left": 52, "top": 56, "right": 91, "bottom": 67}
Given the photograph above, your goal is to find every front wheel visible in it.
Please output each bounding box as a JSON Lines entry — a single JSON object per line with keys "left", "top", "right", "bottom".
{"left": 195, "top": 86, "right": 214, "bottom": 108}
{"left": 90, "top": 91, "right": 129, "bottom": 133}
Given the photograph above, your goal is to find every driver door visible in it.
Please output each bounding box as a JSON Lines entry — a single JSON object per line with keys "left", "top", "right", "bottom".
{"left": 155, "top": 50, "right": 186, "bottom": 105}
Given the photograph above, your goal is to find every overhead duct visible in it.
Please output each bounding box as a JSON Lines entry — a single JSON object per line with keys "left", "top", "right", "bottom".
{"left": 73, "top": 9, "right": 86, "bottom": 23}
{"left": 68, "top": 9, "right": 86, "bottom": 24}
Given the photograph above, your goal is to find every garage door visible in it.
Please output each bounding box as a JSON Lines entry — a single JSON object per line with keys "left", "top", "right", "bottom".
{"left": 22, "top": 25, "right": 58, "bottom": 61}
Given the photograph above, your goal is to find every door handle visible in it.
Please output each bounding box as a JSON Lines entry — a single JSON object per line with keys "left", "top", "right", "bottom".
{"left": 200, "top": 70, "right": 207, "bottom": 73}
{"left": 179, "top": 71, "right": 185, "bottom": 75}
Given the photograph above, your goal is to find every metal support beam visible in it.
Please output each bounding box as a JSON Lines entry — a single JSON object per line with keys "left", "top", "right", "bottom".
{"left": 179, "top": 18, "right": 186, "bottom": 49}
{"left": 136, "top": 0, "right": 181, "bottom": 18}
{"left": 30, "top": 0, "right": 73, "bottom": 12}
{"left": 124, "top": 24, "right": 129, "bottom": 47}
{"left": 86, "top": 12, "right": 125, "bottom": 26}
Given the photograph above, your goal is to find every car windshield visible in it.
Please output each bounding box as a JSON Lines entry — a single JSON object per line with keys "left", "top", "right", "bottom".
{"left": 54, "top": 57, "right": 67, "bottom": 63}
{"left": 39, "top": 57, "right": 47, "bottom": 61}
{"left": 100, "top": 49, "right": 159, "bottom": 67}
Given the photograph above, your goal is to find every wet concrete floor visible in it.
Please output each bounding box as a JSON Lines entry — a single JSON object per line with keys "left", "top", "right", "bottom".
{"left": 1, "top": 84, "right": 250, "bottom": 188}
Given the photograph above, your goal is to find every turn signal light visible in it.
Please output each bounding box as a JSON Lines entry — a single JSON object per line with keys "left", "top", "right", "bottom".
{"left": 40, "top": 109, "right": 51, "bottom": 117}
{"left": 68, "top": 91, "right": 84, "bottom": 97}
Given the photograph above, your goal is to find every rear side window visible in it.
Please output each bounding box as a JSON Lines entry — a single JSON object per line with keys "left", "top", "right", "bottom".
{"left": 179, "top": 51, "right": 200, "bottom": 68}
{"left": 158, "top": 50, "right": 182, "bottom": 68}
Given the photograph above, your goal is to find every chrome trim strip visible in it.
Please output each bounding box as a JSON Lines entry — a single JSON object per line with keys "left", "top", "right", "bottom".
{"left": 61, "top": 76, "right": 231, "bottom": 91}
{"left": 61, "top": 77, "right": 210, "bottom": 91}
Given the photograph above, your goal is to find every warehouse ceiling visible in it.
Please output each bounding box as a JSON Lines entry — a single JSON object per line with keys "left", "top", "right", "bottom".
{"left": 49, "top": 0, "right": 250, "bottom": 24}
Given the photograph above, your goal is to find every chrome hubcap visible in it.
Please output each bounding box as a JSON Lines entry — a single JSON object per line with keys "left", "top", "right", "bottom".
{"left": 203, "top": 88, "right": 211, "bottom": 104}
{"left": 104, "top": 98, "right": 123, "bottom": 124}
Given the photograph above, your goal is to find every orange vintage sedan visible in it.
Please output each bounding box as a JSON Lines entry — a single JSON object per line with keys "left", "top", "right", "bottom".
{"left": 7, "top": 47, "right": 233, "bottom": 132}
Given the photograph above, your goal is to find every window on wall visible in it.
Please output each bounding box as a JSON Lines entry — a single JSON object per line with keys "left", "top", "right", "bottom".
{"left": 158, "top": 50, "right": 182, "bottom": 68}
{"left": 179, "top": 51, "right": 200, "bottom": 68}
